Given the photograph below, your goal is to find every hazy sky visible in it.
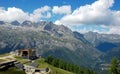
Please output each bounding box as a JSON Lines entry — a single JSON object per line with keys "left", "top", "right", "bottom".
{"left": 0, "top": 0, "right": 120, "bottom": 34}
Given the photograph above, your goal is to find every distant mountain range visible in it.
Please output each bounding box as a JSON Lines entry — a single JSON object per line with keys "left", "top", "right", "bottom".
{"left": 100, "top": 46, "right": 120, "bottom": 64}
{"left": 0, "top": 20, "right": 120, "bottom": 69}
{"left": 83, "top": 31, "right": 120, "bottom": 71}
{"left": 84, "top": 31, "right": 120, "bottom": 52}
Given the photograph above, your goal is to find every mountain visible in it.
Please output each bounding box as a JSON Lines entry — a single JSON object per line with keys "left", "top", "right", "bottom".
{"left": 100, "top": 46, "right": 120, "bottom": 63}
{"left": 21, "top": 20, "right": 33, "bottom": 27}
{"left": 73, "top": 31, "right": 90, "bottom": 44}
{"left": 0, "top": 21, "right": 101, "bottom": 68}
{"left": 11, "top": 20, "right": 20, "bottom": 26}
{"left": 84, "top": 31, "right": 120, "bottom": 52}
{"left": 0, "top": 21, "right": 5, "bottom": 25}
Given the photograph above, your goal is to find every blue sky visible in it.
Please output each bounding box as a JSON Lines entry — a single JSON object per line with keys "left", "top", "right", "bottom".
{"left": 0, "top": 0, "right": 120, "bottom": 12}
{"left": 0, "top": 0, "right": 120, "bottom": 34}
{"left": 0, "top": 0, "right": 95, "bottom": 11}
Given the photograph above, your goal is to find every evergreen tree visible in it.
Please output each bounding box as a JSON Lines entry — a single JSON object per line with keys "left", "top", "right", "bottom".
{"left": 45, "top": 56, "right": 97, "bottom": 74}
{"left": 109, "top": 57, "right": 120, "bottom": 74}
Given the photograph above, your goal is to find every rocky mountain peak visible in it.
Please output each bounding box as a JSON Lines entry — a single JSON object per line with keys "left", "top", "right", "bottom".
{"left": 0, "top": 21, "right": 5, "bottom": 25}
{"left": 21, "top": 20, "right": 33, "bottom": 27}
{"left": 11, "top": 20, "right": 20, "bottom": 26}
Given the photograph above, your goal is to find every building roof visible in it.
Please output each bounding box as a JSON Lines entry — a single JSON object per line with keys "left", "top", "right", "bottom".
{"left": 30, "top": 62, "right": 39, "bottom": 68}
{"left": 15, "top": 63, "right": 24, "bottom": 70}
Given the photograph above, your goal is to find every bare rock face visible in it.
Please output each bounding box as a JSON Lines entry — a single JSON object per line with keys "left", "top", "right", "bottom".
{"left": 0, "top": 21, "right": 101, "bottom": 68}
{"left": 84, "top": 31, "right": 120, "bottom": 52}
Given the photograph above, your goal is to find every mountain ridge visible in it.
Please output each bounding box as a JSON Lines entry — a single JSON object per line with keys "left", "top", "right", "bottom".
{"left": 1, "top": 20, "right": 120, "bottom": 70}
{"left": 0, "top": 20, "right": 101, "bottom": 68}
{"left": 84, "top": 31, "right": 120, "bottom": 52}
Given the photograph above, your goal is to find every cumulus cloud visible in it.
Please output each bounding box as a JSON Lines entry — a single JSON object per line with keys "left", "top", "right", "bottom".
{"left": 0, "top": 6, "right": 51, "bottom": 22}
{"left": 0, "top": 7, "right": 29, "bottom": 22}
{"left": 66, "top": 25, "right": 110, "bottom": 34}
{"left": 107, "top": 26, "right": 120, "bottom": 34}
{"left": 55, "top": 0, "right": 120, "bottom": 26}
{"left": 0, "top": 0, "right": 120, "bottom": 34}
{"left": 52, "top": 5, "right": 71, "bottom": 14}
{"left": 30, "top": 6, "right": 51, "bottom": 21}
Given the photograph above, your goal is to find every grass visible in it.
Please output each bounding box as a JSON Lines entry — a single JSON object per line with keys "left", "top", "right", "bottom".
{"left": 0, "top": 55, "right": 27, "bottom": 74}
{"left": 0, "top": 59, "right": 6, "bottom": 63}
{"left": 14, "top": 56, "right": 29, "bottom": 63}
{"left": 34, "top": 58, "right": 74, "bottom": 74}
{"left": 0, "top": 53, "right": 10, "bottom": 57}
{"left": 34, "top": 58, "right": 49, "bottom": 68}
{"left": 0, "top": 54, "right": 74, "bottom": 74}
{"left": 0, "top": 67, "right": 26, "bottom": 74}
{"left": 49, "top": 65, "right": 74, "bottom": 74}
{"left": 14, "top": 56, "right": 23, "bottom": 60}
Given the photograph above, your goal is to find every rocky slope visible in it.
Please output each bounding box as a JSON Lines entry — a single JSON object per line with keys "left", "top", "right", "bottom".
{"left": 84, "top": 31, "right": 120, "bottom": 52}
{"left": 0, "top": 21, "right": 101, "bottom": 68}
{"left": 100, "top": 46, "right": 120, "bottom": 63}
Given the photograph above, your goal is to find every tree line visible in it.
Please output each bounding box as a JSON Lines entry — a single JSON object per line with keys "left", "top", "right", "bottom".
{"left": 45, "top": 56, "right": 97, "bottom": 74}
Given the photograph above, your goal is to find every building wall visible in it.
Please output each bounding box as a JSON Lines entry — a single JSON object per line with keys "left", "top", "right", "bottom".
{"left": 18, "top": 48, "right": 36, "bottom": 57}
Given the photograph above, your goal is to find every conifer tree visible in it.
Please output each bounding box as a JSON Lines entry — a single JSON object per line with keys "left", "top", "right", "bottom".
{"left": 109, "top": 57, "right": 120, "bottom": 74}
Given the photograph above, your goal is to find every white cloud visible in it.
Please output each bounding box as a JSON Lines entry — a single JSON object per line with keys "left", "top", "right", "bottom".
{"left": 0, "top": 1, "right": 120, "bottom": 35}
{"left": 56, "top": 0, "right": 120, "bottom": 26}
{"left": 0, "top": 6, "right": 51, "bottom": 22}
{"left": 30, "top": 6, "right": 51, "bottom": 22}
{"left": 78, "top": 28, "right": 108, "bottom": 34}
{"left": 78, "top": 28, "right": 101, "bottom": 34}
{"left": 52, "top": 5, "right": 71, "bottom": 14}
{"left": 107, "top": 26, "right": 120, "bottom": 34}
{"left": 75, "top": 25, "right": 120, "bottom": 35}
{"left": 0, "top": 7, "right": 29, "bottom": 22}
{"left": 66, "top": 25, "right": 110, "bottom": 34}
